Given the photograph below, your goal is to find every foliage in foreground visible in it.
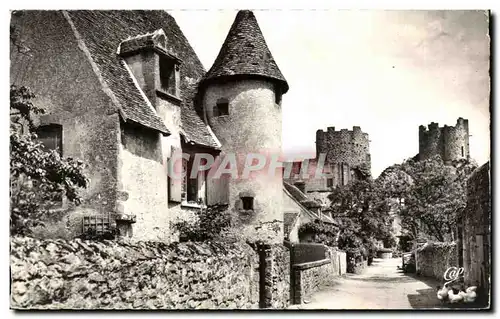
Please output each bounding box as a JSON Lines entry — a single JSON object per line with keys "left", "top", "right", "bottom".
{"left": 328, "top": 178, "right": 397, "bottom": 253}
{"left": 10, "top": 85, "right": 89, "bottom": 236}
{"left": 172, "top": 204, "right": 232, "bottom": 242}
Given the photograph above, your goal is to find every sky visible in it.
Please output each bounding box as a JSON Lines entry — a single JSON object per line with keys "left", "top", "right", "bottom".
{"left": 170, "top": 9, "right": 491, "bottom": 178}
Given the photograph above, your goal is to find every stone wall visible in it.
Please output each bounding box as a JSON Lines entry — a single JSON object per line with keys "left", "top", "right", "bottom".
{"left": 415, "top": 242, "right": 458, "bottom": 280}
{"left": 291, "top": 259, "right": 335, "bottom": 304}
{"left": 203, "top": 79, "right": 283, "bottom": 244}
{"left": 117, "top": 123, "right": 170, "bottom": 242}
{"left": 290, "top": 243, "right": 328, "bottom": 264}
{"left": 316, "top": 126, "right": 371, "bottom": 171}
{"left": 289, "top": 246, "right": 346, "bottom": 304}
{"left": 418, "top": 118, "right": 470, "bottom": 163}
{"left": 258, "top": 244, "right": 290, "bottom": 308}
{"left": 10, "top": 11, "right": 122, "bottom": 238}
{"left": 460, "top": 161, "right": 490, "bottom": 304}
{"left": 10, "top": 237, "right": 261, "bottom": 309}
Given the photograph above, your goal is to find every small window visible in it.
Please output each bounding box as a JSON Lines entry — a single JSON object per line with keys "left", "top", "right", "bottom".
{"left": 327, "top": 178, "right": 333, "bottom": 187}
{"left": 241, "top": 196, "right": 254, "bottom": 210}
{"left": 275, "top": 89, "right": 282, "bottom": 105}
{"left": 461, "top": 146, "right": 464, "bottom": 157}
{"left": 214, "top": 98, "right": 229, "bottom": 116}
{"left": 36, "top": 124, "right": 62, "bottom": 155}
{"left": 340, "top": 165, "right": 345, "bottom": 185}
{"left": 160, "top": 57, "right": 178, "bottom": 97}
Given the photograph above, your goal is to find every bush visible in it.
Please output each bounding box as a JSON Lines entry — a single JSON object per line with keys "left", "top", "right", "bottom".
{"left": 172, "top": 204, "right": 231, "bottom": 242}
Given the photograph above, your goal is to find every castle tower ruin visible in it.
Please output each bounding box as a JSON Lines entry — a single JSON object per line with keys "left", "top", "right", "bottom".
{"left": 200, "top": 10, "right": 288, "bottom": 243}
{"left": 315, "top": 126, "right": 371, "bottom": 186}
{"left": 418, "top": 117, "right": 470, "bottom": 163}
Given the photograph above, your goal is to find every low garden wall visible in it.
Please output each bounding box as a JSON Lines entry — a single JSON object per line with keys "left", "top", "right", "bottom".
{"left": 415, "top": 242, "right": 458, "bottom": 280}
{"left": 289, "top": 245, "right": 346, "bottom": 304}
{"left": 10, "top": 236, "right": 291, "bottom": 309}
{"left": 290, "top": 243, "right": 327, "bottom": 264}
{"left": 291, "top": 258, "right": 335, "bottom": 304}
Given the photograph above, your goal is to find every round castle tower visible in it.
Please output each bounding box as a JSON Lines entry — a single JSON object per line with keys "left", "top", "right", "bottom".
{"left": 418, "top": 117, "right": 470, "bottom": 163}
{"left": 316, "top": 126, "right": 371, "bottom": 170}
{"left": 200, "top": 10, "right": 288, "bottom": 243}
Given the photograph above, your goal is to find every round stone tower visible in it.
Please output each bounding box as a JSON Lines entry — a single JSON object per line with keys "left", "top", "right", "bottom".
{"left": 418, "top": 118, "right": 470, "bottom": 163}
{"left": 200, "top": 10, "right": 289, "bottom": 243}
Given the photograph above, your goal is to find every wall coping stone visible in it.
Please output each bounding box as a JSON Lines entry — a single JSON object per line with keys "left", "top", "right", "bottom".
{"left": 293, "top": 258, "right": 330, "bottom": 270}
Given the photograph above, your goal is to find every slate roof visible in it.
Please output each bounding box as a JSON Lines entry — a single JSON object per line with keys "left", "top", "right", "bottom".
{"left": 283, "top": 181, "right": 337, "bottom": 225}
{"left": 202, "top": 10, "right": 289, "bottom": 93}
{"left": 67, "top": 11, "right": 220, "bottom": 148}
{"left": 180, "top": 82, "right": 221, "bottom": 149}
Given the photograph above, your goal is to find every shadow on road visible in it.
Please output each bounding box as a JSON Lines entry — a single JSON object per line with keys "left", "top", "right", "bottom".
{"left": 348, "top": 275, "right": 417, "bottom": 283}
{"left": 407, "top": 287, "right": 448, "bottom": 309}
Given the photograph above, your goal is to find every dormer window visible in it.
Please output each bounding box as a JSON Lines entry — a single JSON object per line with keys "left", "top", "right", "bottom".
{"left": 160, "top": 56, "right": 179, "bottom": 97}
{"left": 214, "top": 98, "right": 229, "bottom": 116}
{"left": 118, "top": 29, "right": 182, "bottom": 102}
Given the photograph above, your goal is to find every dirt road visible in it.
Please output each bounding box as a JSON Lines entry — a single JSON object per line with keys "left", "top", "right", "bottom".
{"left": 289, "top": 257, "right": 450, "bottom": 310}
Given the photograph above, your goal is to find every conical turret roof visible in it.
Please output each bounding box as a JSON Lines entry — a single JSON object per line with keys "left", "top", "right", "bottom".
{"left": 203, "top": 10, "right": 289, "bottom": 93}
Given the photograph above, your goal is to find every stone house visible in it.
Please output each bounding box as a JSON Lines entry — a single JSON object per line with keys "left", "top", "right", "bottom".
{"left": 283, "top": 181, "right": 337, "bottom": 243}
{"left": 10, "top": 10, "right": 289, "bottom": 243}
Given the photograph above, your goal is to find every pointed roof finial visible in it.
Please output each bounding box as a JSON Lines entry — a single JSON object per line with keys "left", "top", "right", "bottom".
{"left": 202, "top": 10, "right": 289, "bottom": 93}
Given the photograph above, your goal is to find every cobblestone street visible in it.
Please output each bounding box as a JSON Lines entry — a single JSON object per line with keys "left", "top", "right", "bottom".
{"left": 289, "top": 258, "right": 450, "bottom": 310}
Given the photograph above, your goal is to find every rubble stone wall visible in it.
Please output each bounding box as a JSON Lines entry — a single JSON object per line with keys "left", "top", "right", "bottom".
{"left": 291, "top": 259, "right": 335, "bottom": 304}
{"left": 290, "top": 242, "right": 328, "bottom": 264}
{"left": 415, "top": 242, "right": 457, "bottom": 280}
{"left": 261, "top": 244, "right": 290, "bottom": 308}
{"left": 10, "top": 237, "right": 260, "bottom": 309}
{"left": 461, "top": 161, "right": 490, "bottom": 303}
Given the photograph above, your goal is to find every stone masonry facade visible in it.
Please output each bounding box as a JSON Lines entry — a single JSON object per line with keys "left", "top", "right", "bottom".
{"left": 316, "top": 126, "right": 371, "bottom": 170}
{"left": 418, "top": 117, "right": 470, "bottom": 163}
{"left": 459, "top": 161, "right": 490, "bottom": 305}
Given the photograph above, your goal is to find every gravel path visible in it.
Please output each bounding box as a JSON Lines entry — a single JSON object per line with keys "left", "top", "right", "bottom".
{"left": 289, "top": 257, "right": 452, "bottom": 310}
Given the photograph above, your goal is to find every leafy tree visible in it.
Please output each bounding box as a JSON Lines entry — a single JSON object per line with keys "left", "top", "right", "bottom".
{"left": 298, "top": 220, "right": 340, "bottom": 247}
{"left": 384, "top": 155, "right": 477, "bottom": 242}
{"left": 10, "top": 85, "right": 89, "bottom": 236}
{"left": 327, "top": 178, "right": 395, "bottom": 252}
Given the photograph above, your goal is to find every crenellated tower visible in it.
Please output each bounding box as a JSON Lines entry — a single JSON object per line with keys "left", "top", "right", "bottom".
{"left": 200, "top": 10, "right": 288, "bottom": 243}
{"left": 316, "top": 126, "right": 371, "bottom": 169}
{"left": 418, "top": 117, "right": 470, "bottom": 163}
